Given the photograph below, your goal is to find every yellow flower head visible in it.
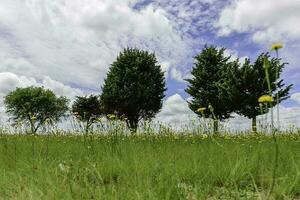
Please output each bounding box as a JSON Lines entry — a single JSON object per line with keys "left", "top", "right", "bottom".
{"left": 258, "top": 95, "right": 274, "bottom": 103}
{"left": 107, "top": 114, "right": 116, "bottom": 120}
{"left": 270, "top": 43, "right": 283, "bottom": 51}
{"left": 263, "top": 56, "right": 270, "bottom": 69}
{"left": 197, "top": 107, "right": 206, "bottom": 112}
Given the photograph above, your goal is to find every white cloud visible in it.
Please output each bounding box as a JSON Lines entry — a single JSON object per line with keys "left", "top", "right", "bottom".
{"left": 0, "top": 72, "right": 37, "bottom": 94}
{"left": 0, "top": 72, "right": 83, "bottom": 100}
{"left": 223, "top": 48, "right": 248, "bottom": 64}
{"left": 41, "top": 76, "right": 84, "bottom": 101}
{"left": 170, "top": 68, "right": 186, "bottom": 83}
{"left": 291, "top": 93, "right": 300, "bottom": 104}
{"left": 0, "top": 0, "right": 189, "bottom": 91}
{"left": 156, "top": 94, "right": 196, "bottom": 126}
{"left": 216, "top": 0, "right": 300, "bottom": 43}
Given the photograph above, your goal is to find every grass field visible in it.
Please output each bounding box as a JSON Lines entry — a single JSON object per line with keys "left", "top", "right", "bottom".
{"left": 0, "top": 133, "right": 300, "bottom": 199}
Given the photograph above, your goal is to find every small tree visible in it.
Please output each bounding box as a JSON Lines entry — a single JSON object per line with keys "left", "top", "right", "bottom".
{"left": 224, "top": 53, "right": 292, "bottom": 132}
{"left": 185, "top": 46, "right": 237, "bottom": 133}
{"left": 101, "top": 48, "right": 166, "bottom": 131}
{"left": 4, "top": 86, "right": 69, "bottom": 134}
{"left": 72, "top": 95, "right": 103, "bottom": 134}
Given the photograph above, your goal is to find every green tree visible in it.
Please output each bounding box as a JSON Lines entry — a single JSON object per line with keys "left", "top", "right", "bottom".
{"left": 101, "top": 48, "right": 166, "bottom": 131}
{"left": 224, "top": 53, "right": 292, "bottom": 132}
{"left": 4, "top": 86, "right": 69, "bottom": 134}
{"left": 185, "top": 46, "right": 237, "bottom": 133}
{"left": 72, "top": 95, "right": 103, "bottom": 134}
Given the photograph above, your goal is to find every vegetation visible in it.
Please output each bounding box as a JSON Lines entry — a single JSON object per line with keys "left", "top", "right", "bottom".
{"left": 186, "top": 46, "right": 238, "bottom": 132}
{"left": 72, "top": 95, "right": 103, "bottom": 134}
{"left": 4, "top": 86, "right": 69, "bottom": 134}
{"left": 0, "top": 133, "right": 299, "bottom": 199}
{"left": 224, "top": 53, "right": 292, "bottom": 132}
{"left": 101, "top": 48, "right": 166, "bottom": 131}
{"left": 0, "top": 45, "right": 297, "bottom": 199}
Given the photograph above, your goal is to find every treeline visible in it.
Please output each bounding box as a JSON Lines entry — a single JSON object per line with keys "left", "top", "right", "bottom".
{"left": 3, "top": 45, "right": 292, "bottom": 134}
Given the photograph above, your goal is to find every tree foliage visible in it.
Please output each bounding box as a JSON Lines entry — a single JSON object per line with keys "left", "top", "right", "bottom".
{"left": 185, "top": 46, "right": 237, "bottom": 124}
{"left": 101, "top": 48, "right": 166, "bottom": 131}
{"left": 72, "top": 95, "right": 103, "bottom": 134}
{"left": 223, "top": 53, "right": 292, "bottom": 131}
{"left": 4, "top": 86, "right": 69, "bottom": 134}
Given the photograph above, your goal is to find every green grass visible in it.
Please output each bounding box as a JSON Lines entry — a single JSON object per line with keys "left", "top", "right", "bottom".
{"left": 0, "top": 133, "right": 299, "bottom": 199}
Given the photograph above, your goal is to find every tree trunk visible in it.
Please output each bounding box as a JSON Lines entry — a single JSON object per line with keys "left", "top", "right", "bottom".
{"left": 213, "top": 120, "right": 219, "bottom": 134}
{"left": 29, "top": 120, "right": 36, "bottom": 135}
{"left": 252, "top": 116, "right": 257, "bottom": 133}
{"left": 85, "top": 121, "right": 90, "bottom": 135}
{"left": 30, "top": 124, "right": 35, "bottom": 135}
{"left": 128, "top": 118, "right": 138, "bottom": 133}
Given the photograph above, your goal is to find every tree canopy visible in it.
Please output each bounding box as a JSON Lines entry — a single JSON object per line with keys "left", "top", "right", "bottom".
{"left": 101, "top": 48, "right": 166, "bottom": 131}
{"left": 4, "top": 86, "right": 69, "bottom": 134}
{"left": 185, "top": 46, "right": 238, "bottom": 132}
{"left": 72, "top": 95, "right": 103, "bottom": 134}
{"left": 223, "top": 53, "right": 292, "bottom": 131}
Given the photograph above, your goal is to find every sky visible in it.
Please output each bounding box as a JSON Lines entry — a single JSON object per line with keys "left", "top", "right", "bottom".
{"left": 0, "top": 0, "right": 300, "bottom": 130}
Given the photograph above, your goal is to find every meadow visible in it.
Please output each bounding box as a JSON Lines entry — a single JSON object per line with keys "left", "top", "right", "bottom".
{"left": 0, "top": 132, "right": 299, "bottom": 199}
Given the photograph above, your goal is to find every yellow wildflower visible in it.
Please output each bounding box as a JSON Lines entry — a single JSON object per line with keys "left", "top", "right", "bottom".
{"left": 107, "top": 114, "right": 116, "bottom": 120}
{"left": 258, "top": 95, "right": 274, "bottom": 103}
{"left": 270, "top": 43, "right": 283, "bottom": 51}
{"left": 197, "top": 107, "right": 206, "bottom": 112}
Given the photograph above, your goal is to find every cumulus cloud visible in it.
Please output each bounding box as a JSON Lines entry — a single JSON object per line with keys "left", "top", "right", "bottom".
{"left": 155, "top": 94, "right": 196, "bottom": 126}
{"left": 0, "top": 0, "right": 189, "bottom": 91}
{"left": 216, "top": 0, "right": 300, "bottom": 43}
{"left": 223, "top": 48, "right": 247, "bottom": 64}
{"left": 0, "top": 72, "right": 83, "bottom": 100}
{"left": 0, "top": 72, "right": 37, "bottom": 94}
{"left": 291, "top": 93, "right": 300, "bottom": 104}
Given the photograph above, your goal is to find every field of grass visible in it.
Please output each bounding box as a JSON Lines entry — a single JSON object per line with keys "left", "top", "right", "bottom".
{"left": 0, "top": 133, "right": 300, "bottom": 199}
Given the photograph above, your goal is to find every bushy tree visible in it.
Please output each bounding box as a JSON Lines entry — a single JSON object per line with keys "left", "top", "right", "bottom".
{"left": 4, "top": 86, "right": 69, "bottom": 134}
{"left": 224, "top": 53, "right": 292, "bottom": 132}
{"left": 72, "top": 95, "right": 103, "bottom": 134}
{"left": 185, "top": 46, "right": 237, "bottom": 133}
{"left": 101, "top": 48, "right": 166, "bottom": 131}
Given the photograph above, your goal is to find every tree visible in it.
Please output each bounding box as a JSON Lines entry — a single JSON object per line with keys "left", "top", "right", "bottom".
{"left": 185, "top": 46, "right": 237, "bottom": 133}
{"left": 101, "top": 48, "right": 166, "bottom": 131}
{"left": 224, "top": 53, "right": 292, "bottom": 132}
{"left": 72, "top": 95, "right": 103, "bottom": 134}
{"left": 4, "top": 86, "right": 69, "bottom": 134}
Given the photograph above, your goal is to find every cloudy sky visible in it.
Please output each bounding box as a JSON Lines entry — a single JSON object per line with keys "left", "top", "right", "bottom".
{"left": 0, "top": 0, "right": 300, "bottom": 130}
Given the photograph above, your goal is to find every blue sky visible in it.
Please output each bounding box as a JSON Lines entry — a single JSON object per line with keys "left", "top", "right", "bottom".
{"left": 0, "top": 0, "right": 300, "bottom": 129}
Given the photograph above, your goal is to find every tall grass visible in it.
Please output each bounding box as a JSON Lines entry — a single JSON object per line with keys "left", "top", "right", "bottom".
{"left": 0, "top": 132, "right": 299, "bottom": 199}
